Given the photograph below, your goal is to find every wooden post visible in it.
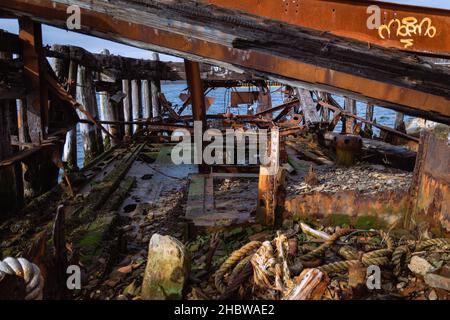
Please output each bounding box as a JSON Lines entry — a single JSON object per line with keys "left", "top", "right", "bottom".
{"left": 19, "top": 18, "right": 60, "bottom": 198}
{"left": 63, "top": 60, "right": 79, "bottom": 170}
{"left": 150, "top": 53, "right": 161, "bottom": 118}
{"left": 142, "top": 79, "right": 152, "bottom": 121}
{"left": 115, "top": 81, "right": 125, "bottom": 141}
{"left": 343, "top": 97, "right": 356, "bottom": 133}
{"left": 184, "top": 59, "right": 208, "bottom": 173}
{"left": 19, "top": 18, "right": 48, "bottom": 141}
{"left": 122, "top": 79, "right": 133, "bottom": 138}
{"left": 0, "top": 101, "right": 19, "bottom": 218}
{"left": 318, "top": 91, "right": 330, "bottom": 122}
{"left": 1, "top": 50, "right": 24, "bottom": 210}
{"left": 131, "top": 79, "right": 142, "bottom": 133}
{"left": 364, "top": 103, "right": 374, "bottom": 137}
{"left": 76, "top": 65, "right": 103, "bottom": 165}
{"left": 395, "top": 112, "right": 405, "bottom": 132}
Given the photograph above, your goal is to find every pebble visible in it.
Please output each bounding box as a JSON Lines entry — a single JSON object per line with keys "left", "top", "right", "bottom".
{"left": 428, "top": 290, "right": 438, "bottom": 300}
{"left": 396, "top": 282, "right": 406, "bottom": 290}
{"left": 408, "top": 256, "right": 435, "bottom": 276}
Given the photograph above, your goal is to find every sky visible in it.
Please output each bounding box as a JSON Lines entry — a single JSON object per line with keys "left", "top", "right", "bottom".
{"left": 0, "top": 19, "right": 179, "bottom": 61}
{"left": 376, "top": 0, "right": 450, "bottom": 9}
{"left": 0, "top": 0, "right": 448, "bottom": 60}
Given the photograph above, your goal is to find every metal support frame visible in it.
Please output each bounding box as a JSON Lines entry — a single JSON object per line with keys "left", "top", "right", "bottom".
{"left": 184, "top": 59, "right": 208, "bottom": 174}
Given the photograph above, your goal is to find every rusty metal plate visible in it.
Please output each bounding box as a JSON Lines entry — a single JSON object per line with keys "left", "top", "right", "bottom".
{"left": 202, "top": 0, "right": 450, "bottom": 56}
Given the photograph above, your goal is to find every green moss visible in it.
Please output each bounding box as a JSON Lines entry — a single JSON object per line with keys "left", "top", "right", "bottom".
{"left": 330, "top": 214, "right": 352, "bottom": 227}
{"left": 77, "top": 214, "right": 115, "bottom": 264}
{"left": 355, "top": 215, "right": 379, "bottom": 229}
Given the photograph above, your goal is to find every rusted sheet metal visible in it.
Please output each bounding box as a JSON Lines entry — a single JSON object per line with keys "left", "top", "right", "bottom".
{"left": 203, "top": 0, "right": 450, "bottom": 56}
{"left": 285, "top": 189, "right": 410, "bottom": 229}
{"left": 1, "top": 0, "right": 450, "bottom": 124}
{"left": 230, "top": 91, "right": 259, "bottom": 107}
{"left": 409, "top": 130, "right": 450, "bottom": 235}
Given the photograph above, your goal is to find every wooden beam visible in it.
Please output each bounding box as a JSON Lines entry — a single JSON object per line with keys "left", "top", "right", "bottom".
{"left": 19, "top": 17, "right": 47, "bottom": 141}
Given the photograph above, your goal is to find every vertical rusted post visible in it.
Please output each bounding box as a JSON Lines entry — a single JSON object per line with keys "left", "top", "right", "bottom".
{"left": 257, "top": 128, "right": 284, "bottom": 226}
{"left": 151, "top": 53, "right": 161, "bottom": 118}
{"left": 76, "top": 66, "right": 103, "bottom": 165}
{"left": 63, "top": 60, "right": 79, "bottom": 170}
{"left": 131, "top": 79, "right": 142, "bottom": 133}
{"left": 122, "top": 79, "right": 133, "bottom": 138}
{"left": 184, "top": 59, "right": 208, "bottom": 173}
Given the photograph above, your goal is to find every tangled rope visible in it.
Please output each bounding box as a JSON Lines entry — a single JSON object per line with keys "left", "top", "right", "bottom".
{"left": 300, "top": 228, "right": 352, "bottom": 261}
{"left": 392, "top": 238, "right": 450, "bottom": 276}
{"left": 213, "top": 226, "right": 450, "bottom": 299}
{"left": 214, "top": 241, "right": 261, "bottom": 294}
{"left": 0, "top": 257, "right": 44, "bottom": 300}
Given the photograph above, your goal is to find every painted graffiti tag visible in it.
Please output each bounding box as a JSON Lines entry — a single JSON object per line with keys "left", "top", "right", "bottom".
{"left": 377, "top": 17, "right": 437, "bottom": 48}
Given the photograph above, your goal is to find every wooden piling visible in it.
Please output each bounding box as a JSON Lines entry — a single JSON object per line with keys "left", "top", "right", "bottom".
{"left": 19, "top": 18, "right": 60, "bottom": 199}
{"left": 395, "top": 112, "right": 405, "bottom": 131}
{"left": 1, "top": 50, "right": 24, "bottom": 210}
{"left": 318, "top": 91, "right": 330, "bottom": 122}
{"left": 131, "top": 79, "right": 142, "bottom": 133}
{"left": 115, "top": 81, "right": 125, "bottom": 141}
{"left": 122, "top": 79, "right": 133, "bottom": 138}
{"left": 142, "top": 79, "right": 152, "bottom": 120}
{"left": 0, "top": 100, "right": 19, "bottom": 218}
{"left": 76, "top": 65, "right": 103, "bottom": 165}
{"left": 364, "top": 103, "right": 374, "bottom": 137}
{"left": 343, "top": 97, "right": 356, "bottom": 133}
{"left": 63, "top": 60, "right": 79, "bottom": 170}
{"left": 150, "top": 53, "right": 161, "bottom": 118}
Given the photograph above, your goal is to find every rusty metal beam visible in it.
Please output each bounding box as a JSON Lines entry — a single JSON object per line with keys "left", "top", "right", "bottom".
{"left": 202, "top": 0, "right": 450, "bottom": 56}
{"left": 1, "top": 0, "right": 450, "bottom": 124}
{"left": 184, "top": 59, "right": 208, "bottom": 173}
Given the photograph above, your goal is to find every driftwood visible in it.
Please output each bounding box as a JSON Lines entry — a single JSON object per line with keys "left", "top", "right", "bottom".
{"left": 283, "top": 268, "right": 328, "bottom": 300}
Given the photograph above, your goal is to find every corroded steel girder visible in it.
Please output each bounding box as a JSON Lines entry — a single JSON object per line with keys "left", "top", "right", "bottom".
{"left": 1, "top": 0, "right": 450, "bottom": 124}
{"left": 202, "top": 0, "right": 450, "bottom": 56}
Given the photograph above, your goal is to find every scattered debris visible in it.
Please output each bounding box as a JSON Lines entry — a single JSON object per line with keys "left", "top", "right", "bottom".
{"left": 287, "top": 163, "right": 412, "bottom": 196}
